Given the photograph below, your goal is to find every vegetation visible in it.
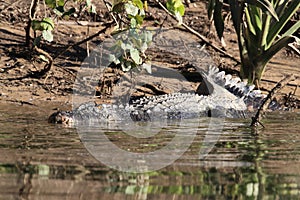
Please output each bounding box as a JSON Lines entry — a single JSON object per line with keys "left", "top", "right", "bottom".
{"left": 208, "top": 0, "right": 300, "bottom": 87}
{"left": 27, "top": 0, "right": 96, "bottom": 46}
{"left": 24, "top": 0, "right": 299, "bottom": 86}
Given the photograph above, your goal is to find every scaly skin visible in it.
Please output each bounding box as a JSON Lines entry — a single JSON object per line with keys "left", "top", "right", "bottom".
{"left": 49, "top": 66, "right": 270, "bottom": 125}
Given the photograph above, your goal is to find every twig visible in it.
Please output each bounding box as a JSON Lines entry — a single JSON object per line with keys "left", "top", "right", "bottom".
{"left": 155, "top": 0, "right": 240, "bottom": 64}
{"left": 53, "top": 21, "right": 114, "bottom": 60}
{"left": 251, "top": 74, "right": 296, "bottom": 127}
{"left": 25, "top": 0, "right": 39, "bottom": 47}
{"left": 102, "top": 0, "right": 119, "bottom": 27}
{"left": 261, "top": 78, "right": 299, "bottom": 87}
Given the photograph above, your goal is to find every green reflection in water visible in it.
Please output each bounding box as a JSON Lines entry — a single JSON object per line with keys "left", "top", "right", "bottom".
{"left": 0, "top": 102, "right": 300, "bottom": 199}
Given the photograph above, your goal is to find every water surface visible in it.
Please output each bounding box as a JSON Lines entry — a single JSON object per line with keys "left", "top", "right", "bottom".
{"left": 0, "top": 102, "right": 300, "bottom": 199}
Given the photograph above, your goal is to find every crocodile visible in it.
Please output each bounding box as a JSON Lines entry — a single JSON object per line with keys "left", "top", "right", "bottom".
{"left": 48, "top": 66, "right": 273, "bottom": 125}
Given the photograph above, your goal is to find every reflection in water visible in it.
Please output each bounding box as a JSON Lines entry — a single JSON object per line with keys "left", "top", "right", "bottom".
{"left": 0, "top": 102, "right": 300, "bottom": 199}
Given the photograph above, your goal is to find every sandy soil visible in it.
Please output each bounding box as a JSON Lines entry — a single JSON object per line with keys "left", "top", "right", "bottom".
{"left": 0, "top": 0, "right": 299, "bottom": 111}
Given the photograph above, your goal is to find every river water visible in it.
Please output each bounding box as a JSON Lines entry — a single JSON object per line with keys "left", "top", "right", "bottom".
{"left": 0, "top": 102, "right": 300, "bottom": 199}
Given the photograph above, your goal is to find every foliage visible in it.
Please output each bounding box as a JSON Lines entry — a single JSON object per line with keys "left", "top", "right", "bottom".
{"left": 112, "top": 0, "right": 146, "bottom": 28}
{"left": 111, "top": 0, "right": 153, "bottom": 72}
{"left": 31, "top": 0, "right": 96, "bottom": 45}
{"left": 27, "top": 0, "right": 187, "bottom": 74}
{"left": 166, "top": 0, "right": 185, "bottom": 24}
{"left": 208, "top": 0, "right": 300, "bottom": 86}
{"left": 108, "top": 29, "right": 153, "bottom": 73}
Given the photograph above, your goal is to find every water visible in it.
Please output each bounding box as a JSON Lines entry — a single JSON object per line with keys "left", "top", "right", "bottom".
{"left": 0, "top": 102, "right": 300, "bottom": 199}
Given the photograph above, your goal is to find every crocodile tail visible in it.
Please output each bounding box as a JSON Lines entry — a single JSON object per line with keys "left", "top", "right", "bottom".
{"left": 198, "top": 66, "right": 265, "bottom": 102}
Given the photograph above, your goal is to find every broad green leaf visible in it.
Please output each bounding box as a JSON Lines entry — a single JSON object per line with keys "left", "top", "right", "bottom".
{"left": 166, "top": 0, "right": 185, "bottom": 16}
{"left": 130, "top": 48, "right": 142, "bottom": 64}
{"left": 40, "top": 18, "right": 54, "bottom": 31}
{"left": 121, "top": 42, "right": 132, "bottom": 51}
{"left": 125, "top": 3, "right": 139, "bottom": 16}
{"left": 144, "top": 31, "right": 153, "bottom": 43}
{"left": 133, "top": 0, "right": 144, "bottom": 10}
{"left": 42, "top": 30, "right": 53, "bottom": 42}
{"left": 130, "top": 18, "right": 137, "bottom": 28}
{"left": 177, "top": 4, "right": 185, "bottom": 16}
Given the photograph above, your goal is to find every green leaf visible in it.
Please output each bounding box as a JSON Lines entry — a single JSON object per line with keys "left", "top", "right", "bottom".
{"left": 258, "top": 36, "right": 295, "bottom": 67}
{"left": 130, "top": 48, "right": 142, "bottom": 64}
{"left": 125, "top": 3, "right": 139, "bottom": 16}
{"left": 281, "top": 21, "right": 300, "bottom": 38}
{"left": 31, "top": 18, "right": 54, "bottom": 31}
{"left": 108, "top": 54, "right": 120, "bottom": 65}
{"left": 229, "top": 0, "right": 242, "bottom": 34}
{"left": 130, "top": 18, "right": 137, "bottom": 28}
{"left": 32, "top": 20, "right": 42, "bottom": 31}
{"left": 245, "top": 5, "right": 262, "bottom": 36}
{"left": 45, "top": 0, "right": 56, "bottom": 9}
{"left": 213, "top": 0, "right": 224, "bottom": 39}
{"left": 54, "top": 6, "right": 64, "bottom": 16}
{"left": 142, "top": 62, "right": 151, "bottom": 73}
{"left": 166, "top": 0, "right": 185, "bottom": 16}
{"left": 40, "top": 18, "right": 54, "bottom": 31}
{"left": 132, "top": 0, "right": 144, "bottom": 10}
{"left": 207, "top": 0, "right": 216, "bottom": 20}
{"left": 245, "top": 0, "right": 279, "bottom": 21}
{"left": 266, "top": 1, "right": 300, "bottom": 48}
{"left": 121, "top": 61, "right": 132, "bottom": 71}
{"left": 42, "top": 30, "right": 53, "bottom": 42}
{"left": 86, "top": 0, "right": 91, "bottom": 7}
{"left": 57, "top": 0, "right": 65, "bottom": 7}
{"left": 175, "top": 12, "right": 183, "bottom": 24}
{"left": 135, "top": 14, "right": 144, "bottom": 25}
{"left": 177, "top": 4, "right": 185, "bottom": 16}
{"left": 90, "top": 4, "right": 96, "bottom": 13}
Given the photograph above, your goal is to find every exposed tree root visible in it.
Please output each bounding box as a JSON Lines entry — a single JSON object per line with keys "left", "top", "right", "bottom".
{"left": 251, "top": 74, "right": 297, "bottom": 128}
